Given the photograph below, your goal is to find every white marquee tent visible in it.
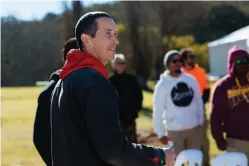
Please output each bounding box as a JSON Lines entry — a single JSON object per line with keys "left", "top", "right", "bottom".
{"left": 208, "top": 25, "right": 249, "bottom": 77}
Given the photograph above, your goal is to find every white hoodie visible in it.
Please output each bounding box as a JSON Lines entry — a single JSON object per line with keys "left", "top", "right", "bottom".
{"left": 153, "top": 71, "right": 204, "bottom": 138}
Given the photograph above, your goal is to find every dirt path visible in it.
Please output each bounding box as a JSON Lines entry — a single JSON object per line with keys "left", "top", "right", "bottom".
{"left": 137, "top": 130, "right": 161, "bottom": 146}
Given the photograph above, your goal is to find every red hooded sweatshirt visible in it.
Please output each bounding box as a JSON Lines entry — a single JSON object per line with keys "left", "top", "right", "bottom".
{"left": 53, "top": 49, "right": 167, "bottom": 166}
{"left": 59, "top": 49, "right": 108, "bottom": 80}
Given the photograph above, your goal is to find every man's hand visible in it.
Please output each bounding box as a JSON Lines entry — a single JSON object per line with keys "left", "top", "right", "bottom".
{"left": 164, "top": 147, "right": 175, "bottom": 166}
{"left": 216, "top": 139, "right": 228, "bottom": 151}
{"left": 159, "top": 136, "right": 168, "bottom": 145}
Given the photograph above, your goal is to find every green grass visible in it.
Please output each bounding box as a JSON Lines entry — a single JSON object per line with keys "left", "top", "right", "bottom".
{"left": 1, "top": 82, "right": 222, "bottom": 166}
{"left": 1, "top": 87, "right": 45, "bottom": 166}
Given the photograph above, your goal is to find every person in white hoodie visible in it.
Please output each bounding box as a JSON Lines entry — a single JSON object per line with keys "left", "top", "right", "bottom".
{"left": 153, "top": 50, "right": 204, "bottom": 155}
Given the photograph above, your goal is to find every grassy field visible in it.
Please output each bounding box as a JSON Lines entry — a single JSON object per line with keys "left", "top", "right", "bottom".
{"left": 1, "top": 83, "right": 222, "bottom": 166}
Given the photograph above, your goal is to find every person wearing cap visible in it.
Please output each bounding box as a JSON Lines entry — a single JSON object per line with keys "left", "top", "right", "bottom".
{"left": 211, "top": 46, "right": 249, "bottom": 160}
{"left": 109, "top": 53, "right": 143, "bottom": 143}
{"left": 33, "top": 37, "right": 78, "bottom": 166}
{"left": 180, "top": 48, "right": 210, "bottom": 166}
{"left": 153, "top": 50, "right": 204, "bottom": 156}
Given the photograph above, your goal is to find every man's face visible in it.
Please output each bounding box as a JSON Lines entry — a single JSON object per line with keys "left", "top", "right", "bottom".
{"left": 234, "top": 57, "right": 249, "bottom": 77}
{"left": 88, "top": 17, "right": 119, "bottom": 64}
{"left": 184, "top": 51, "right": 196, "bottom": 66}
{"left": 113, "top": 58, "right": 126, "bottom": 74}
{"left": 169, "top": 55, "right": 182, "bottom": 73}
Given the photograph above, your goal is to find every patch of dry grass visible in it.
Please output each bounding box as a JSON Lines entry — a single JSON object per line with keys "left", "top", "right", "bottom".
{"left": 1, "top": 87, "right": 44, "bottom": 166}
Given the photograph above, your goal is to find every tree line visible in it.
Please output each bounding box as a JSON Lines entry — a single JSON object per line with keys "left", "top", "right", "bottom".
{"left": 2, "top": 1, "right": 249, "bottom": 86}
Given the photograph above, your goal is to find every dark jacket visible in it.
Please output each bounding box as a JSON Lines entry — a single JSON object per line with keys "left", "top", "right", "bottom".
{"left": 109, "top": 72, "right": 143, "bottom": 124}
{"left": 33, "top": 70, "right": 60, "bottom": 166}
{"left": 51, "top": 50, "right": 166, "bottom": 166}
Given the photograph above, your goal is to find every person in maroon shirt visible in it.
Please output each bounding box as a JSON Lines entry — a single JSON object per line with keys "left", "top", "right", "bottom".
{"left": 211, "top": 45, "right": 249, "bottom": 160}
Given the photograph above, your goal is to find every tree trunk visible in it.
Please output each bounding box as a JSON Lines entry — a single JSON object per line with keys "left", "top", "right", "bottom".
{"left": 64, "top": 1, "right": 83, "bottom": 41}
{"left": 124, "top": 2, "right": 147, "bottom": 79}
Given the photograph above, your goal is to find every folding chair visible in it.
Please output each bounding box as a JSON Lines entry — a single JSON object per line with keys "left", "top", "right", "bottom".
{"left": 174, "top": 149, "right": 203, "bottom": 166}
{"left": 212, "top": 152, "right": 248, "bottom": 166}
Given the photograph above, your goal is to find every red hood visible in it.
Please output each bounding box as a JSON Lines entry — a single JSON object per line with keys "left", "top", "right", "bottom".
{"left": 59, "top": 49, "right": 108, "bottom": 80}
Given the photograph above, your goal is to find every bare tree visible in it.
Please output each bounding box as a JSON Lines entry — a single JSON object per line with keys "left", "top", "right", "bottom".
{"left": 124, "top": 2, "right": 144, "bottom": 78}
{"left": 153, "top": 1, "right": 207, "bottom": 79}
{"left": 63, "top": 1, "right": 83, "bottom": 41}
{"left": 72, "top": 1, "right": 83, "bottom": 28}
{"left": 63, "top": 2, "right": 74, "bottom": 40}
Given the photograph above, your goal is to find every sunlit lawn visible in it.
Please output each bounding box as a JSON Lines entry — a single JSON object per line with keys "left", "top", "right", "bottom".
{"left": 1, "top": 81, "right": 221, "bottom": 166}
{"left": 2, "top": 87, "right": 45, "bottom": 166}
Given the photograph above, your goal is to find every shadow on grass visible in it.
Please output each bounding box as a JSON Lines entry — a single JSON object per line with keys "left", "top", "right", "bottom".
{"left": 140, "top": 107, "right": 153, "bottom": 118}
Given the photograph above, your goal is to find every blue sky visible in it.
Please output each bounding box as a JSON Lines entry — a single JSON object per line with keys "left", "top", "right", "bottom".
{"left": 1, "top": 0, "right": 116, "bottom": 21}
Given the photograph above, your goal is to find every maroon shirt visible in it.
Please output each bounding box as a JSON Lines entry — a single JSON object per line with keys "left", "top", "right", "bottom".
{"left": 210, "top": 46, "right": 249, "bottom": 150}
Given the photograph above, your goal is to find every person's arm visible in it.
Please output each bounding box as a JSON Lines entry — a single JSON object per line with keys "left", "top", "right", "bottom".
{"left": 33, "top": 80, "right": 56, "bottom": 166}
{"left": 210, "top": 83, "right": 228, "bottom": 151}
{"left": 201, "top": 69, "right": 210, "bottom": 104}
{"left": 153, "top": 80, "right": 167, "bottom": 141}
{"left": 192, "top": 79, "right": 205, "bottom": 126}
{"left": 202, "top": 88, "right": 210, "bottom": 104}
{"left": 73, "top": 74, "right": 167, "bottom": 166}
{"left": 132, "top": 75, "right": 143, "bottom": 113}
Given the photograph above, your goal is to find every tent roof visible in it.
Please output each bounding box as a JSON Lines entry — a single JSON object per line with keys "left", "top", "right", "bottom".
{"left": 208, "top": 25, "right": 249, "bottom": 47}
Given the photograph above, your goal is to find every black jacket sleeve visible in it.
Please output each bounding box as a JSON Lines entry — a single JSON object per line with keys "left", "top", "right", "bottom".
{"left": 73, "top": 74, "right": 166, "bottom": 166}
{"left": 33, "top": 80, "right": 57, "bottom": 166}
{"left": 132, "top": 76, "right": 143, "bottom": 112}
{"left": 202, "top": 88, "right": 210, "bottom": 104}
